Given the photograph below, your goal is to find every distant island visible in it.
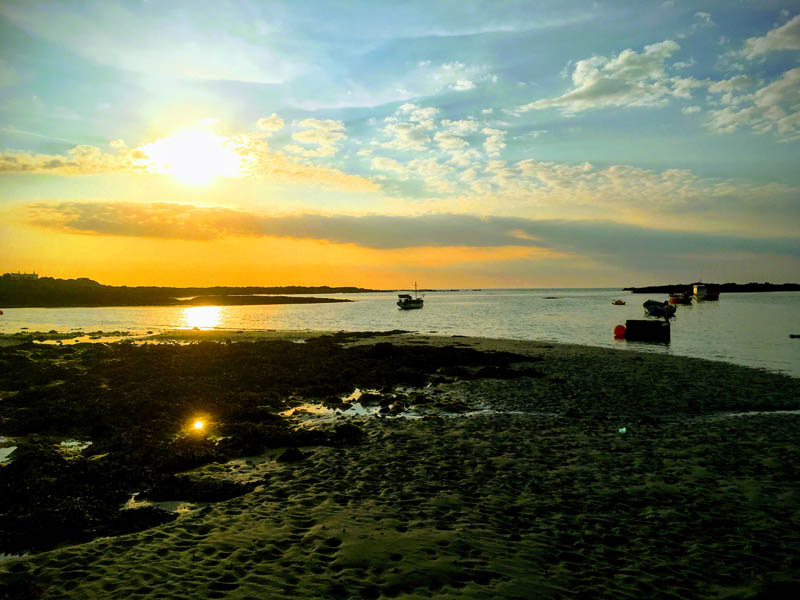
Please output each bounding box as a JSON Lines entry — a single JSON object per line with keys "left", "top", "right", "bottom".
{"left": 624, "top": 282, "right": 800, "bottom": 294}
{"left": 0, "top": 274, "right": 374, "bottom": 308}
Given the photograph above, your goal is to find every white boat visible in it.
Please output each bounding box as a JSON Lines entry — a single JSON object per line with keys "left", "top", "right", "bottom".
{"left": 397, "top": 283, "right": 424, "bottom": 310}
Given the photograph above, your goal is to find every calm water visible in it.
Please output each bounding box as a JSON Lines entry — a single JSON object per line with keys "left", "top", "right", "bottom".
{"left": 1, "top": 289, "right": 798, "bottom": 377}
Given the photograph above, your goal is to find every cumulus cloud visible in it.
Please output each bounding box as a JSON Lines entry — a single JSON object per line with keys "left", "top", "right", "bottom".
{"left": 447, "top": 148, "right": 482, "bottom": 168}
{"left": 482, "top": 128, "right": 506, "bottom": 157}
{"left": 707, "top": 75, "right": 752, "bottom": 94}
{"left": 521, "top": 40, "right": 694, "bottom": 113}
{"left": 408, "top": 157, "right": 451, "bottom": 179}
{"left": 742, "top": 14, "right": 800, "bottom": 59}
{"left": 460, "top": 168, "right": 477, "bottom": 182}
{"left": 452, "top": 79, "right": 475, "bottom": 91}
{"left": 256, "top": 113, "right": 284, "bottom": 135}
{"left": 288, "top": 118, "right": 346, "bottom": 156}
{"left": 707, "top": 68, "right": 800, "bottom": 141}
{"left": 379, "top": 121, "right": 430, "bottom": 151}
{"left": 434, "top": 131, "right": 469, "bottom": 151}
{"left": 506, "top": 157, "right": 800, "bottom": 227}
{"left": 371, "top": 156, "right": 407, "bottom": 174}
{"left": 441, "top": 119, "right": 480, "bottom": 136}
{"left": 0, "top": 134, "right": 377, "bottom": 192}
{"left": 672, "top": 58, "right": 696, "bottom": 69}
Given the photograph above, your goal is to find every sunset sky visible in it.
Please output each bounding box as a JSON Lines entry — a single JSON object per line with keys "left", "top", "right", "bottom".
{"left": 1, "top": 0, "right": 798, "bottom": 288}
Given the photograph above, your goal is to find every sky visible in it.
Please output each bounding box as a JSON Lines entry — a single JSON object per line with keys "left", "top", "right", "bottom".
{"left": 0, "top": 0, "right": 798, "bottom": 288}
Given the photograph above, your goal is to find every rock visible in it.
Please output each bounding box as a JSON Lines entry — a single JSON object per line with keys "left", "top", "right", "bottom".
{"left": 277, "top": 447, "right": 306, "bottom": 463}
{"left": 331, "top": 423, "right": 363, "bottom": 445}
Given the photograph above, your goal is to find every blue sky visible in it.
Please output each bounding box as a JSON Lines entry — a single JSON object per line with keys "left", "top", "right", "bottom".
{"left": 0, "top": 0, "right": 798, "bottom": 287}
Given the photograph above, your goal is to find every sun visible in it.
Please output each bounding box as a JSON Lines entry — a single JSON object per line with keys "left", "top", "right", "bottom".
{"left": 141, "top": 128, "right": 244, "bottom": 185}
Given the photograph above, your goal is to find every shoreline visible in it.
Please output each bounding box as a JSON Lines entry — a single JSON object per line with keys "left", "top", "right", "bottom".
{"left": 1, "top": 327, "right": 797, "bottom": 379}
{"left": 2, "top": 332, "right": 800, "bottom": 598}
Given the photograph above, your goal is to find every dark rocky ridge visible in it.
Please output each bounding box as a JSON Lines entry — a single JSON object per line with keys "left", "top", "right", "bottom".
{"left": 0, "top": 275, "right": 376, "bottom": 308}
{"left": 624, "top": 281, "right": 800, "bottom": 294}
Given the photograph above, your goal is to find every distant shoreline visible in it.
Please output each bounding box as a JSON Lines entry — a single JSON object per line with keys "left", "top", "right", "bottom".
{"left": 0, "top": 275, "right": 369, "bottom": 308}
{"left": 624, "top": 282, "right": 800, "bottom": 294}
{"left": 0, "top": 295, "right": 351, "bottom": 309}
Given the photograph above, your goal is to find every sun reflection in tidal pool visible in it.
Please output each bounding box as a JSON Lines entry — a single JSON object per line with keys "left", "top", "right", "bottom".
{"left": 182, "top": 305, "right": 222, "bottom": 330}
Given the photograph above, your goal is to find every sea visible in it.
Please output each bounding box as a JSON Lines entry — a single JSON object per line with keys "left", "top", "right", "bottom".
{"left": 1, "top": 289, "right": 798, "bottom": 378}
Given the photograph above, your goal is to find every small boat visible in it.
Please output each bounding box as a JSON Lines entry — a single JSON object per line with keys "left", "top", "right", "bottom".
{"left": 692, "top": 283, "right": 719, "bottom": 302}
{"left": 397, "top": 283, "right": 424, "bottom": 310}
{"left": 643, "top": 299, "right": 676, "bottom": 320}
{"left": 692, "top": 284, "right": 707, "bottom": 302}
{"left": 668, "top": 292, "right": 692, "bottom": 305}
{"left": 611, "top": 299, "right": 626, "bottom": 305}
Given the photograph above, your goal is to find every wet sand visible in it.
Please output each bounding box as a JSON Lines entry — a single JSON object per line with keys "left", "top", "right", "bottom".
{"left": 1, "top": 332, "right": 799, "bottom": 599}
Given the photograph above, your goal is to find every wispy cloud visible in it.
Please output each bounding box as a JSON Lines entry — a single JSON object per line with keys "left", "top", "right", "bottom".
{"left": 0, "top": 0, "right": 305, "bottom": 84}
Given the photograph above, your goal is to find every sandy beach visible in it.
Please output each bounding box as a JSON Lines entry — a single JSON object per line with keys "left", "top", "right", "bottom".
{"left": 1, "top": 331, "right": 799, "bottom": 599}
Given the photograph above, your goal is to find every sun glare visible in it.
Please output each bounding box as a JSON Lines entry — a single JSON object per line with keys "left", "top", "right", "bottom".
{"left": 193, "top": 420, "right": 204, "bottom": 431}
{"left": 141, "top": 128, "right": 243, "bottom": 185}
{"left": 182, "top": 305, "right": 223, "bottom": 329}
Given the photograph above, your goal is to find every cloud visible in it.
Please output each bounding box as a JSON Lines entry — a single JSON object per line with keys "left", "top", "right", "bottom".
{"left": 482, "top": 128, "right": 506, "bottom": 157}
{"left": 256, "top": 114, "right": 285, "bottom": 135}
{"left": 379, "top": 121, "right": 430, "bottom": 151}
{"left": 0, "top": 135, "right": 378, "bottom": 192}
{"left": 441, "top": 119, "right": 480, "bottom": 136}
{"left": 371, "top": 156, "right": 407, "bottom": 174}
{"left": 288, "top": 118, "right": 346, "bottom": 156}
{"left": 707, "top": 67, "right": 800, "bottom": 141}
{"left": 447, "top": 148, "right": 482, "bottom": 168}
{"left": 398, "top": 104, "right": 439, "bottom": 129}
{"left": 707, "top": 75, "right": 752, "bottom": 94}
{"left": 434, "top": 131, "right": 469, "bottom": 151}
{"left": 0, "top": 145, "right": 145, "bottom": 175}
{"left": 521, "top": 40, "right": 691, "bottom": 113}
{"left": 742, "top": 14, "right": 800, "bottom": 59}
{"left": 0, "top": 1, "right": 305, "bottom": 84}
{"left": 682, "top": 106, "right": 701, "bottom": 114}
{"left": 28, "top": 202, "right": 799, "bottom": 271}
{"left": 452, "top": 79, "right": 475, "bottom": 91}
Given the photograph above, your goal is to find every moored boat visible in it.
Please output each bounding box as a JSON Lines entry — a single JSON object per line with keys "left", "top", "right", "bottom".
{"left": 692, "top": 284, "right": 707, "bottom": 302}
{"left": 643, "top": 299, "right": 676, "bottom": 320}
{"left": 668, "top": 291, "right": 692, "bottom": 305}
{"left": 611, "top": 299, "right": 626, "bottom": 305}
{"left": 397, "top": 283, "right": 424, "bottom": 310}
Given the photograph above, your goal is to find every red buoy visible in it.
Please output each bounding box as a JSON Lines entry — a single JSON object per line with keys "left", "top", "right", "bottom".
{"left": 613, "top": 324, "right": 626, "bottom": 338}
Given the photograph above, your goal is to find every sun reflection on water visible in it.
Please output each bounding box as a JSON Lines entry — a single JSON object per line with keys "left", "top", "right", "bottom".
{"left": 181, "top": 305, "right": 223, "bottom": 329}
